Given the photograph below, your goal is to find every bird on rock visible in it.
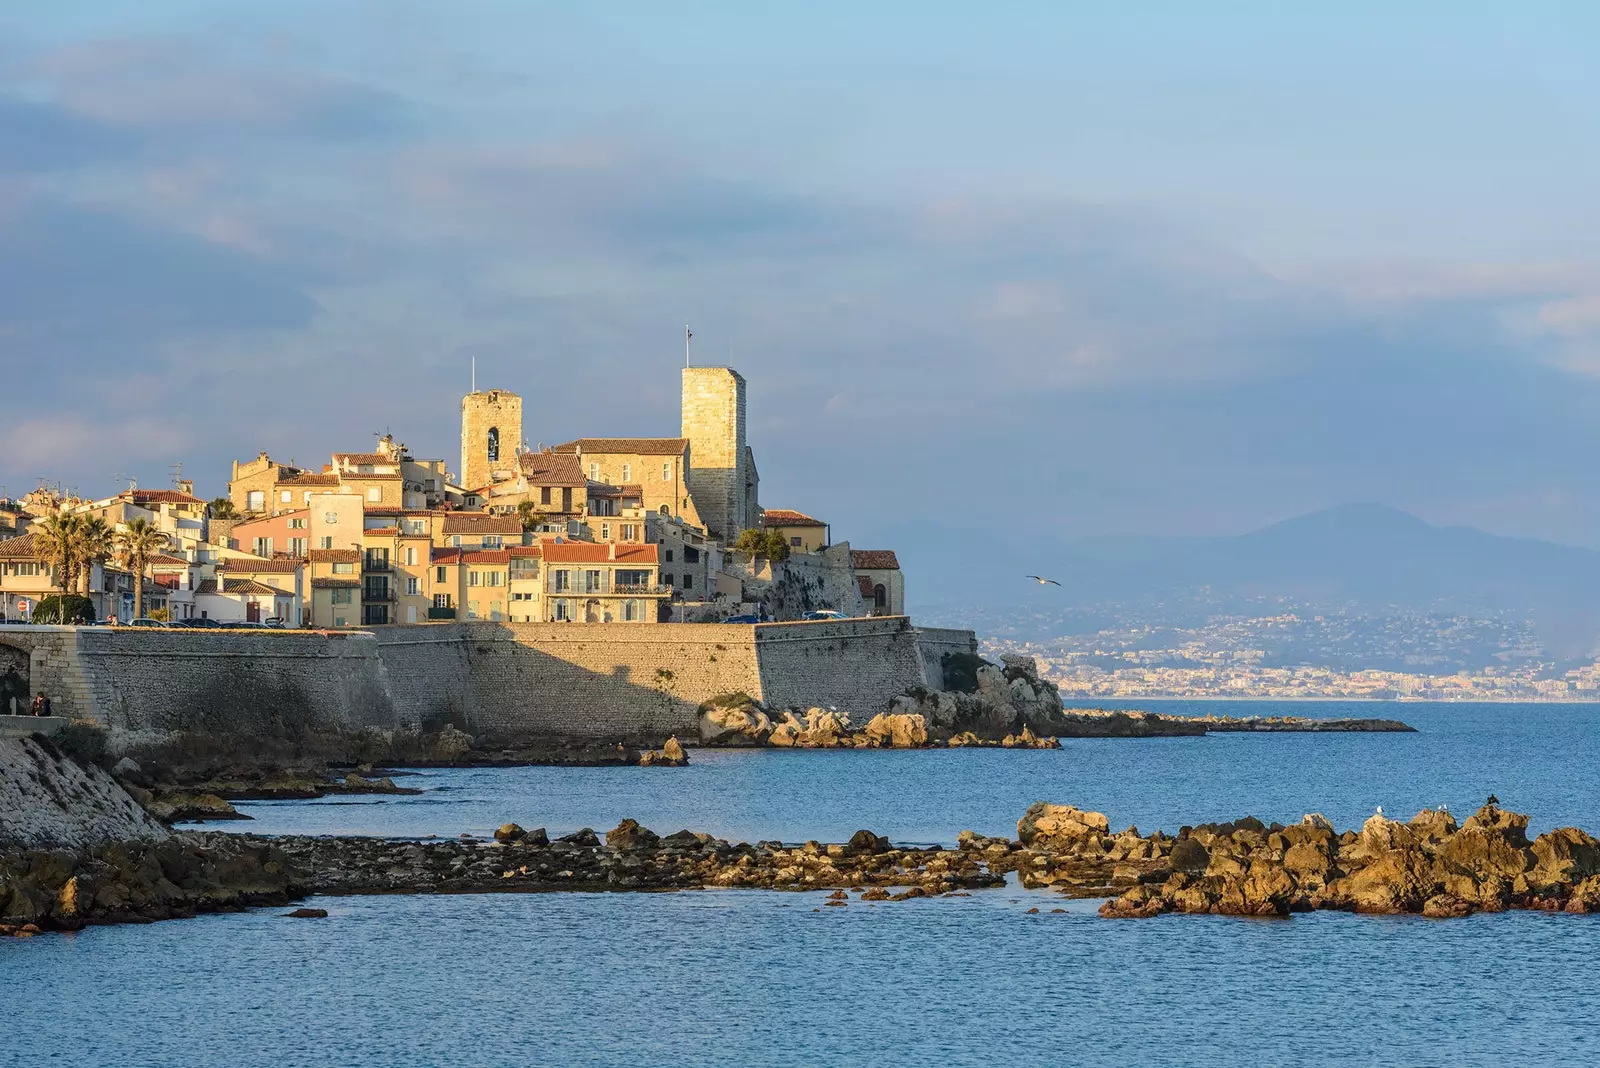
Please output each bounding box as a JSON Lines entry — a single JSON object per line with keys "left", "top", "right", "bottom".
{"left": 1487, "top": 794, "right": 1500, "bottom": 806}
{"left": 1025, "top": 575, "right": 1061, "bottom": 586}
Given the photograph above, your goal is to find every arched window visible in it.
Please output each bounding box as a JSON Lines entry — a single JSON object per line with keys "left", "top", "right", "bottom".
{"left": 874, "top": 583, "right": 887, "bottom": 611}
{"left": 660, "top": 504, "right": 670, "bottom": 515}
{"left": 486, "top": 427, "right": 500, "bottom": 462}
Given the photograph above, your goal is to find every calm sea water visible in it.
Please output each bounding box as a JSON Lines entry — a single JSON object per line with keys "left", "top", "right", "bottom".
{"left": 7, "top": 700, "right": 1600, "bottom": 1068}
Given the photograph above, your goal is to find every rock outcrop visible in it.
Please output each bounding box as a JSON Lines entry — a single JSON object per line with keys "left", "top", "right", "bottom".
{"left": 1, "top": 737, "right": 170, "bottom": 850}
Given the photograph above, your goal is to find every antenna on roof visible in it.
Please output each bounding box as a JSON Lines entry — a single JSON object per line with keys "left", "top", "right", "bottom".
{"left": 170, "top": 461, "right": 183, "bottom": 487}
{"left": 472, "top": 356, "right": 477, "bottom": 394}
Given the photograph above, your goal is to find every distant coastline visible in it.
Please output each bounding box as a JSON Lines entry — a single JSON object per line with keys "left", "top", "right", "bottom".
{"left": 1076, "top": 694, "right": 1600, "bottom": 704}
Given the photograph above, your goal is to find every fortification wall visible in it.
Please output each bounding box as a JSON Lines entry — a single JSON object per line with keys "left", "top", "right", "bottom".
{"left": 5, "top": 617, "right": 979, "bottom": 745}
{"left": 913, "top": 627, "right": 981, "bottom": 689}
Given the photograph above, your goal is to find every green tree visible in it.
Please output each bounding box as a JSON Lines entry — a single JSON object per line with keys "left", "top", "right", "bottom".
{"left": 734, "top": 527, "right": 790, "bottom": 562}
{"left": 31, "top": 594, "right": 96, "bottom": 625}
{"left": 516, "top": 499, "right": 538, "bottom": 532}
{"left": 75, "top": 515, "right": 115, "bottom": 597}
{"left": 117, "top": 517, "right": 170, "bottom": 621}
{"left": 208, "top": 497, "right": 240, "bottom": 519}
{"left": 33, "top": 513, "right": 81, "bottom": 595}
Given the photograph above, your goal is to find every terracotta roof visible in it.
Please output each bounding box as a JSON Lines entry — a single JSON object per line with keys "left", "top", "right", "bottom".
{"left": 194, "top": 579, "right": 217, "bottom": 595}
{"left": 125, "top": 489, "right": 206, "bottom": 505}
{"left": 509, "top": 545, "right": 543, "bottom": 559}
{"left": 431, "top": 547, "right": 461, "bottom": 564}
{"left": 147, "top": 554, "right": 190, "bottom": 568}
{"left": 518, "top": 452, "right": 586, "bottom": 486}
{"left": 554, "top": 438, "right": 688, "bottom": 456}
{"left": 363, "top": 526, "right": 400, "bottom": 537}
{"left": 309, "top": 549, "right": 361, "bottom": 564}
{"left": 334, "top": 453, "right": 396, "bottom": 466}
{"left": 442, "top": 514, "right": 523, "bottom": 535}
{"left": 540, "top": 541, "right": 658, "bottom": 565}
{"left": 0, "top": 534, "right": 42, "bottom": 559}
{"left": 763, "top": 509, "right": 825, "bottom": 527}
{"left": 218, "top": 557, "right": 303, "bottom": 573}
{"left": 279, "top": 473, "right": 339, "bottom": 487}
{"left": 851, "top": 549, "right": 900, "bottom": 570}
{"left": 461, "top": 549, "right": 511, "bottom": 565}
{"left": 343, "top": 472, "right": 402, "bottom": 481}
{"left": 311, "top": 577, "right": 361, "bottom": 589}
{"left": 222, "top": 578, "right": 288, "bottom": 596}
{"left": 858, "top": 576, "right": 875, "bottom": 598}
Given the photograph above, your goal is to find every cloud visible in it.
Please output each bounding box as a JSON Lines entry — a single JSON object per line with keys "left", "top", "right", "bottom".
{"left": 0, "top": 95, "right": 140, "bottom": 174}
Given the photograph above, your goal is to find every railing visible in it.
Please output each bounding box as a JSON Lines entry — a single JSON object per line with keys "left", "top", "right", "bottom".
{"left": 613, "top": 583, "right": 671, "bottom": 595}
{"left": 363, "top": 559, "right": 392, "bottom": 572}
{"left": 427, "top": 606, "right": 457, "bottom": 620}
{"left": 362, "top": 584, "right": 395, "bottom": 602}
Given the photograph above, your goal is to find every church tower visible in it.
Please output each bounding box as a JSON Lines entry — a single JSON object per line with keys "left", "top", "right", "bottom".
{"left": 460, "top": 389, "right": 522, "bottom": 491}
{"left": 681, "top": 366, "right": 755, "bottom": 540}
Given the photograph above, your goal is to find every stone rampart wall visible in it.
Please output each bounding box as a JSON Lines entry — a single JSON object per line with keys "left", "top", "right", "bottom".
{"left": 913, "top": 627, "right": 981, "bottom": 689}
{"left": 4, "top": 617, "right": 978, "bottom": 745}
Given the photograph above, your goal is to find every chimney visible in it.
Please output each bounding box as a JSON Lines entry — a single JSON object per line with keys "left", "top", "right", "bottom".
{"left": 176, "top": 478, "right": 194, "bottom": 497}
{"left": 609, "top": 542, "right": 616, "bottom": 560}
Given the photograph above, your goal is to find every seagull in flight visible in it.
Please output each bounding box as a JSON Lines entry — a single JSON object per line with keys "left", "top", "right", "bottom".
{"left": 1026, "top": 575, "right": 1061, "bottom": 586}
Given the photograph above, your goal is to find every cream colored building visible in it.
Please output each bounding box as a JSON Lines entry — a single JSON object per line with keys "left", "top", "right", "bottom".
{"left": 851, "top": 549, "right": 905, "bottom": 616}
{"left": 553, "top": 438, "right": 702, "bottom": 529}
{"left": 762, "top": 509, "right": 830, "bottom": 553}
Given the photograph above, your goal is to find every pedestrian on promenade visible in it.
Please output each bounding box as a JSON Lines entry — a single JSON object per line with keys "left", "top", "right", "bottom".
{"left": 31, "top": 692, "right": 52, "bottom": 716}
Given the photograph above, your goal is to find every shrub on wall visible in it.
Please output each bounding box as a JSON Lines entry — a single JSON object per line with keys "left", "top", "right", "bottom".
{"left": 30, "top": 594, "right": 97, "bottom": 625}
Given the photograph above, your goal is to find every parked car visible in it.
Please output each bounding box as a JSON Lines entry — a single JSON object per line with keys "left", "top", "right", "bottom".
{"left": 231, "top": 621, "right": 270, "bottom": 629}
{"left": 722, "top": 614, "right": 761, "bottom": 624}
{"left": 175, "top": 617, "right": 222, "bottom": 629}
{"left": 127, "top": 618, "right": 168, "bottom": 628}
{"left": 262, "top": 617, "right": 287, "bottom": 629}
{"left": 801, "top": 610, "right": 847, "bottom": 621}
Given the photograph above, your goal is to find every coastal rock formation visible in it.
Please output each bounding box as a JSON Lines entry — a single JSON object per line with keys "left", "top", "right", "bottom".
{"left": 1092, "top": 802, "right": 1600, "bottom": 918}
{"left": 638, "top": 737, "right": 689, "bottom": 767}
{"left": 698, "top": 700, "right": 772, "bottom": 745}
{"left": 1, "top": 737, "right": 170, "bottom": 850}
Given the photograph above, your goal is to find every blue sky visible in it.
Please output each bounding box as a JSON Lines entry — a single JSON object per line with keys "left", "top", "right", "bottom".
{"left": 3, "top": 2, "right": 1599, "bottom": 585}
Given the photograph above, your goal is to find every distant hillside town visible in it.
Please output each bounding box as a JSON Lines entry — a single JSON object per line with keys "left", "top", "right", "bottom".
{"left": 0, "top": 366, "right": 904, "bottom": 628}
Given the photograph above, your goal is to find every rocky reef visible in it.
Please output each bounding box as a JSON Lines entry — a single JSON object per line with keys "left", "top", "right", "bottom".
{"left": 1001, "top": 800, "right": 1600, "bottom": 918}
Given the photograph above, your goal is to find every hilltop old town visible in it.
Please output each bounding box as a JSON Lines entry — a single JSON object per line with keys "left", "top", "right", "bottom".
{"left": 0, "top": 365, "right": 905, "bottom": 629}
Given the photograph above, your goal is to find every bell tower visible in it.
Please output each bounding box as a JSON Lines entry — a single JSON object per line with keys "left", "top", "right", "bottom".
{"left": 681, "top": 366, "right": 750, "bottom": 540}
{"left": 460, "top": 388, "right": 522, "bottom": 491}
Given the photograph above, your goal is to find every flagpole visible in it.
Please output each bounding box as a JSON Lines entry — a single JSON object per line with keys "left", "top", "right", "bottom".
{"left": 685, "top": 325, "right": 692, "bottom": 368}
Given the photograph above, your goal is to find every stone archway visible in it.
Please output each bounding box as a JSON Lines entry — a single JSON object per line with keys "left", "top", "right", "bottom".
{"left": 0, "top": 641, "right": 29, "bottom": 716}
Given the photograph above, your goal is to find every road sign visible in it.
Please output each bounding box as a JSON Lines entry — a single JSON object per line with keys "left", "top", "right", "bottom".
{"left": 16, "top": 599, "right": 29, "bottom": 613}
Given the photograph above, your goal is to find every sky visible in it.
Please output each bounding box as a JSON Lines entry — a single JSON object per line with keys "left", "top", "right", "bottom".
{"left": 3, "top": 1, "right": 1599, "bottom": 596}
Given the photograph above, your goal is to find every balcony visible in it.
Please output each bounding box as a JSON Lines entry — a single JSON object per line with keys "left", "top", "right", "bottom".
{"left": 613, "top": 583, "right": 671, "bottom": 596}
{"left": 427, "top": 606, "right": 457, "bottom": 620}
{"left": 362, "top": 583, "right": 395, "bottom": 602}
{"left": 363, "top": 558, "right": 392, "bottom": 572}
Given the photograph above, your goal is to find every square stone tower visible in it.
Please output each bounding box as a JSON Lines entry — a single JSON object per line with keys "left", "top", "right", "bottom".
{"left": 681, "top": 366, "right": 755, "bottom": 540}
{"left": 460, "top": 389, "right": 522, "bottom": 491}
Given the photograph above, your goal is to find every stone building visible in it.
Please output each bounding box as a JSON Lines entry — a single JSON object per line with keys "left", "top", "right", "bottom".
{"left": 681, "top": 366, "right": 760, "bottom": 540}
{"left": 552, "top": 438, "right": 702, "bottom": 529}
{"left": 460, "top": 389, "right": 523, "bottom": 493}
{"left": 851, "top": 549, "right": 905, "bottom": 616}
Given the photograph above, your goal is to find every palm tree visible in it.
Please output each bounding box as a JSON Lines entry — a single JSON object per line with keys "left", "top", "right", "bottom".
{"left": 208, "top": 497, "right": 240, "bottom": 520}
{"left": 34, "top": 513, "right": 80, "bottom": 594}
{"left": 117, "top": 518, "right": 170, "bottom": 621}
{"left": 75, "top": 515, "right": 115, "bottom": 599}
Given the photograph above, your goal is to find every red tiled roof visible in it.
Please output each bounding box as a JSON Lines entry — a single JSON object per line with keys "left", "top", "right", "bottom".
{"left": 858, "top": 575, "right": 875, "bottom": 598}
{"left": 508, "top": 545, "right": 543, "bottom": 559}
{"left": 431, "top": 547, "right": 461, "bottom": 564}
{"left": 218, "top": 557, "right": 303, "bottom": 573}
{"left": 442, "top": 514, "right": 523, "bottom": 535}
{"left": 0, "top": 533, "right": 42, "bottom": 559}
{"left": 518, "top": 452, "right": 586, "bottom": 486}
{"left": 125, "top": 489, "right": 205, "bottom": 505}
{"left": 279, "top": 473, "right": 339, "bottom": 487}
{"left": 851, "top": 549, "right": 900, "bottom": 570}
{"left": 334, "top": 452, "right": 395, "bottom": 466}
{"left": 222, "top": 578, "right": 289, "bottom": 596}
{"left": 147, "top": 554, "right": 190, "bottom": 568}
{"left": 194, "top": 579, "right": 217, "bottom": 595}
{"left": 554, "top": 438, "right": 688, "bottom": 456}
{"left": 763, "top": 509, "right": 825, "bottom": 527}
{"left": 311, "top": 577, "right": 361, "bottom": 589}
{"left": 363, "top": 526, "right": 400, "bottom": 537}
{"left": 540, "top": 541, "right": 658, "bottom": 565}
{"left": 309, "top": 549, "right": 361, "bottom": 564}
{"left": 461, "top": 549, "right": 511, "bottom": 565}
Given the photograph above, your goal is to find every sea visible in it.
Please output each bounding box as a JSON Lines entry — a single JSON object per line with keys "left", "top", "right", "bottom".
{"left": 7, "top": 699, "right": 1600, "bottom": 1067}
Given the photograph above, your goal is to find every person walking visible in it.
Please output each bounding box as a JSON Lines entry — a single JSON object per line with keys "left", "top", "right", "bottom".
{"left": 31, "top": 692, "right": 51, "bottom": 716}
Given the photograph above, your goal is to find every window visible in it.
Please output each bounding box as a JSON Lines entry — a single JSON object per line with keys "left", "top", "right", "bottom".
{"left": 403, "top": 519, "right": 425, "bottom": 535}
{"left": 366, "top": 549, "right": 389, "bottom": 570}
{"left": 467, "top": 600, "right": 479, "bottom": 619}
{"left": 600, "top": 523, "right": 610, "bottom": 540}
{"left": 659, "top": 504, "right": 670, "bottom": 515}
{"left": 622, "top": 524, "right": 636, "bottom": 541}
{"left": 333, "top": 562, "right": 354, "bottom": 575}
{"left": 665, "top": 549, "right": 674, "bottom": 562}
{"left": 331, "top": 589, "right": 353, "bottom": 605}
{"left": 662, "top": 462, "right": 671, "bottom": 481}
{"left": 366, "top": 487, "right": 381, "bottom": 502}
{"left": 406, "top": 577, "right": 419, "bottom": 596}
{"left": 452, "top": 535, "right": 462, "bottom": 547}
{"left": 15, "top": 562, "right": 39, "bottom": 577}
{"left": 562, "top": 488, "right": 573, "bottom": 512}
{"left": 483, "top": 536, "right": 501, "bottom": 549}
{"left": 584, "top": 569, "right": 602, "bottom": 593}
{"left": 553, "top": 599, "right": 571, "bottom": 621}
{"left": 289, "top": 538, "right": 306, "bottom": 557}
{"left": 682, "top": 574, "right": 693, "bottom": 590}
{"left": 623, "top": 600, "right": 639, "bottom": 621}
{"left": 247, "top": 491, "right": 264, "bottom": 511}
{"left": 553, "top": 570, "right": 570, "bottom": 592}
{"left": 622, "top": 463, "right": 631, "bottom": 481}
{"left": 288, "top": 517, "right": 306, "bottom": 529}
{"left": 334, "top": 616, "right": 346, "bottom": 627}
{"left": 319, "top": 536, "right": 334, "bottom": 550}
{"left": 684, "top": 546, "right": 700, "bottom": 563}
{"left": 469, "top": 571, "right": 481, "bottom": 587}
{"left": 485, "top": 572, "right": 504, "bottom": 588}
{"left": 790, "top": 536, "right": 802, "bottom": 547}
{"left": 405, "top": 547, "right": 417, "bottom": 566}
{"left": 433, "top": 594, "right": 451, "bottom": 608}
{"left": 490, "top": 601, "right": 503, "bottom": 621}
{"left": 589, "top": 463, "right": 600, "bottom": 481}
{"left": 436, "top": 566, "right": 447, "bottom": 582}
{"left": 540, "top": 487, "right": 552, "bottom": 505}
{"left": 487, "top": 426, "right": 500, "bottom": 462}
{"left": 281, "top": 490, "right": 292, "bottom": 504}
{"left": 662, "top": 573, "right": 673, "bottom": 586}
{"left": 253, "top": 537, "right": 273, "bottom": 557}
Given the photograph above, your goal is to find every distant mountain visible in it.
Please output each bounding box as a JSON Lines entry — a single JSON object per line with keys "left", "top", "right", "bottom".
{"left": 916, "top": 504, "right": 1600, "bottom": 656}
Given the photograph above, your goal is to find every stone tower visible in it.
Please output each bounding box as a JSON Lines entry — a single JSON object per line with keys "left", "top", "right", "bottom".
{"left": 681, "top": 366, "right": 757, "bottom": 540}
{"left": 460, "top": 389, "right": 522, "bottom": 491}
